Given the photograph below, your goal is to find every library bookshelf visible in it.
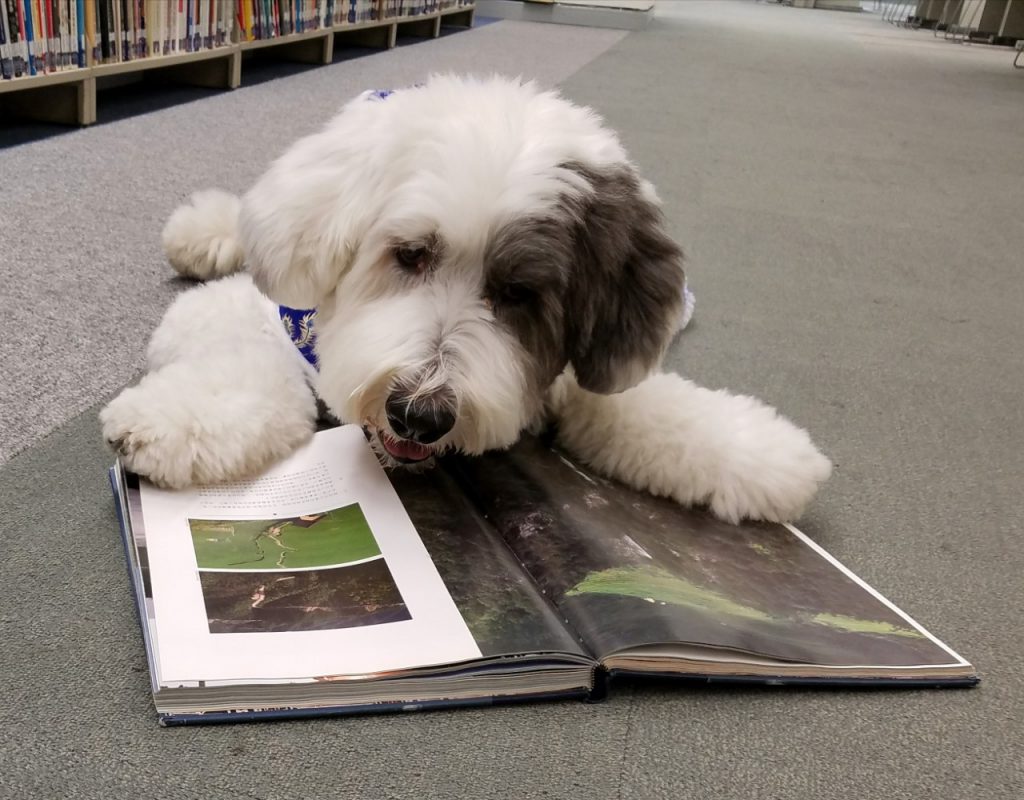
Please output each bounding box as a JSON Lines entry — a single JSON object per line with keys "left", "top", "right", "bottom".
{"left": 0, "top": 3, "right": 475, "bottom": 126}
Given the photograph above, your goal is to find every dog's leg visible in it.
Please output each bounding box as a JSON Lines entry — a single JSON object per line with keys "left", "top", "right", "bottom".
{"left": 100, "top": 275, "right": 318, "bottom": 488}
{"left": 547, "top": 372, "right": 832, "bottom": 523}
{"left": 161, "top": 189, "right": 245, "bottom": 280}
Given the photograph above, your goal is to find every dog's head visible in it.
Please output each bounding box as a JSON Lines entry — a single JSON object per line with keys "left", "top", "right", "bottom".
{"left": 239, "top": 75, "right": 684, "bottom": 466}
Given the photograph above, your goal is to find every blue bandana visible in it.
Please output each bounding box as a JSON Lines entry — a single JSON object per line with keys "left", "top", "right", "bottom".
{"left": 279, "top": 305, "right": 319, "bottom": 368}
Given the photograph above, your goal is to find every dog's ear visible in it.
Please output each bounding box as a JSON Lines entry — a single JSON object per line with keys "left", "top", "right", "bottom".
{"left": 237, "top": 95, "right": 390, "bottom": 309}
{"left": 561, "top": 163, "right": 685, "bottom": 394}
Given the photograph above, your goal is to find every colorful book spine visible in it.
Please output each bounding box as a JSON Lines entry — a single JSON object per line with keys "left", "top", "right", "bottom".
{"left": 5, "top": 0, "right": 25, "bottom": 77}
{"left": 0, "top": 2, "right": 11, "bottom": 80}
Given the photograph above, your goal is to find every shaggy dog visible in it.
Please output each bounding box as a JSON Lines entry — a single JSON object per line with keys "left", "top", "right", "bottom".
{"left": 100, "top": 75, "right": 831, "bottom": 524}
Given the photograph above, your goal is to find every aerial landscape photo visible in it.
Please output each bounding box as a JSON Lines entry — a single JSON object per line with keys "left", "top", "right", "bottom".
{"left": 449, "top": 436, "right": 957, "bottom": 668}
{"left": 189, "top": 504, "right": 409, "bottom": 634}
{"left": 189, "top": 505, "right": 380, "bottom": 570}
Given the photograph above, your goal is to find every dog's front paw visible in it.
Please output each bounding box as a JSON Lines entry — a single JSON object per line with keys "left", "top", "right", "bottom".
{"left": 700, "top": 391, "right": 833, "bottom": 524}
{"left": 101, "top": 384, "right": 208, "bottom": 489}
{"left": 162, "top": 189, "right": 244, "bottom": 280}
{"left": 100, "top": 359, "right": 317, "bottom": 489}
{"left": 551, "top": 372, "right": 831, "bottom": 525}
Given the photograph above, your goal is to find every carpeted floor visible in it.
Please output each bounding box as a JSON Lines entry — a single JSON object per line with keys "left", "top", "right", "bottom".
{"left": 1, "top": 2, "right": 1022, "bottom": 798}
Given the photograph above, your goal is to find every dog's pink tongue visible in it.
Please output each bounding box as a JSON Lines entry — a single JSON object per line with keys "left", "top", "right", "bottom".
{"left": 382, "top": 435, "right": 432, "bottom": 462}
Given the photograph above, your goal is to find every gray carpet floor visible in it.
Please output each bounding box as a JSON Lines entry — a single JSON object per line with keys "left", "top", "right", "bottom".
{"left": 2, "top": 2, "right": 1022, "bottom": 798}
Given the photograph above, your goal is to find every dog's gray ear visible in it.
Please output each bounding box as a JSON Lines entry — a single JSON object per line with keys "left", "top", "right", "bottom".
{"left": 561, "top": 163, "right": 685, "bottom": 394}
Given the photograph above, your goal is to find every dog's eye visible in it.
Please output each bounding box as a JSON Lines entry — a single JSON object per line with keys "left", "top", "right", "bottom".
{"left": 395, "top": 246, "right": 428, "bottom": 272}
{"left": 499, "top": 284, "right": 535, "bottom": 306}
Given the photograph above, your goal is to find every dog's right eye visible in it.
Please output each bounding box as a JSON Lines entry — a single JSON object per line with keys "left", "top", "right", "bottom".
{"left": 395, "top": 246, "right": 428, "bottom": 272}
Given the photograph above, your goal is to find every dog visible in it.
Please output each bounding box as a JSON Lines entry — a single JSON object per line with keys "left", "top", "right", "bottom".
{"left": 100, "top": 74, "right": 831, "bottom": 524}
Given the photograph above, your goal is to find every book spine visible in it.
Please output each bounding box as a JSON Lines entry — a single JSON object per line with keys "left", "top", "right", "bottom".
{"left": 184, "top": 0, "right": 190, "bottom": 50}
{"left": 20, "top": 0, "right": 34, "bottom": 75}
{"left": 136, "top": 0, "right": 145, "bottom": 58}
{"left": 164, "top": 0, "right": 171, "bottom": 54}
{"left": 32, "top": 0, "right": 45, "bottom": 73}
{"left": 6, "top": 0, "right": 23, "bottom": 77}
{"left": 59, "top": 0, "right": 66, "bottom": 68}
{"left": 0, "top": 1, "right": 11, "bottom": 80}
{"left": 51, "top": 0, "right": 60, "bottom": 70}
{"left": 29, "top": 0, "right": 43, "bottom": 73}
{"left": 61, "top": 0, "right": 69, "bottom": 68}
{"left": 110, "top": 0, "right": 118, "bottom": 61}
{"left": 84, "top": 0, "right": 94, "bottom": 63}
{"left": 69, "top": 0, "right": 76, "bottom": 68}
{"left": 96, "top": 0, "right": 106, "bottom": 59}
{"left": 118, "top": 0, "right": 126, "bottom": 58}
{"left": 6, "top": 0, "right": 25, "bottom": 77}
{"left": 120, "top": 0, "right": 129, "bottom": 59}
{"left": 75, "top": 0, "right": 83, "bottom": 66}
{"left": 47, "top": 0, "right": 57, "bottom": 69}
{"left": 66, "top": 0, "right": 72, "bottom": 68}
{"left": 42, "top": 0, "right": 53, "bottom": 71}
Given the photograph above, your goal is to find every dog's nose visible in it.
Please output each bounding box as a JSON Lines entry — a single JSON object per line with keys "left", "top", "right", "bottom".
{"left": 385, "top": 392, "right": 456, "bottom": 445}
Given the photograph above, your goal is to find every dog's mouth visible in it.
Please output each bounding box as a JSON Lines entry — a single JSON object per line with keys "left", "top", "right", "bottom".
{"left": 379, "top": 432, "right": 434, "bottom": 464}
{"left": 361, "top": 425, "right": 439, "bottom": 467}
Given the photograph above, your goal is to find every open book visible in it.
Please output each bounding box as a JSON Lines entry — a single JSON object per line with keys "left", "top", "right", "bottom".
{"left": 109, "top": 426, "right": 977, "bottom": 725}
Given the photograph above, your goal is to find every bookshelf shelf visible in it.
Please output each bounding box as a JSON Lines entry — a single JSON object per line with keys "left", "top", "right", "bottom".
{"left": 0, "top": 68, "right": 90, "bottom": 93}
{"left": 239, "top": 29, "right": 331, "bottom": 51}
{"left": 0, "top": 3, "right": 475, "bottom": 127}
{"left": 90, "top": 46, "right": 237, "bottom": 77}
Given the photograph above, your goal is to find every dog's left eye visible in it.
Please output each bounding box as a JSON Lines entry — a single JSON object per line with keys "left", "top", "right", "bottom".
{"left": 395, "top": 246, "right": 428, "bottom": 272}
{"left": 499, "top": 284, "right": 535, "bottom": 306}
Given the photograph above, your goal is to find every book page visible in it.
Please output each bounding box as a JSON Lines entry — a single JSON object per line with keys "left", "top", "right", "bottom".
{"left": 386, "top": 468, "right": 589, "bottom": 661}
{"left": 447, "top": 436, "right": 970, "bottom": 671}
{"left": 136, "top": 426, "right": 481, "bottom": 684}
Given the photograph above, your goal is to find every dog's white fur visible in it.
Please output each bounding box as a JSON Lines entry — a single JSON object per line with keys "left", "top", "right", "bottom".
{"left": 101, "top": 75, "right": 831, "bottom": 524}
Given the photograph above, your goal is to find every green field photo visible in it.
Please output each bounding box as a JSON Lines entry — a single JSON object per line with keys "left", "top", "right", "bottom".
{"left": 189, "top": 505, "right": 381, "bottom": 570}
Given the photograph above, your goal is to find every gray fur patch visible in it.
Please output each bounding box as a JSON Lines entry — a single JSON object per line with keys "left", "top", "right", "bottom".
{"left": 558, "top": 161, "right": 685, "bottom": 394}
{"left": 484, "top": 216, "right": 575, "bottom": 392}
{"left": 483, "top": 162, "right": 685, "bottom": 397}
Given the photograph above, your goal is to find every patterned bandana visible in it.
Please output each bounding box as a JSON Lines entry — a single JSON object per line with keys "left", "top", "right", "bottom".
{"left": 279, "top": 305, "right": 319, "bottom": 368}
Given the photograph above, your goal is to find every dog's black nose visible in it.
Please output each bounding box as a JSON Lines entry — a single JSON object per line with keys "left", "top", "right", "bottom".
{"left": 385, "top": 392, "right": 456, "bottom": 445}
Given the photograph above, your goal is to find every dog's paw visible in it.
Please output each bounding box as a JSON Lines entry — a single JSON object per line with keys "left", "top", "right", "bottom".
{"left": 101, "top": 384, "right": 209, "bottom": 489}
{"left": 162, "top": 189, "right": 244, "bottom": 280}
{"left": 100, "top": 359, "right": 317, "bottom": 489}
{"left": 550, "top": 372, "right": 831, "bottom": 524}
{"left": 698, "top": 391, "right": 833, "bottom": 524}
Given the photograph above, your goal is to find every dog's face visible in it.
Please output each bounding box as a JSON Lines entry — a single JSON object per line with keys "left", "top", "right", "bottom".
{"left": 239, "top": 76, "right": 685, "bottom": 466}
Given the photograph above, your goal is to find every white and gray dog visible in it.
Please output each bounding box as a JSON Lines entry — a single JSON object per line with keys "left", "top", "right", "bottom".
{"left": 100, "top": 74, "right": 831, "bottom": 523}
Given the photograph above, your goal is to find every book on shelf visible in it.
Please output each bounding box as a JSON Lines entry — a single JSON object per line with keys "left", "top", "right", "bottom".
{"left": 0, "top": 0, "right": 82, "bottom": 77}
{"left": 0, "top": 0, "right": 238, "bottom": 76}
{"left": 0, "top": 0, "right": 473, "bottom": 76}
{"left": 110, "top": 425, "right": 978, "bottom": 726}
